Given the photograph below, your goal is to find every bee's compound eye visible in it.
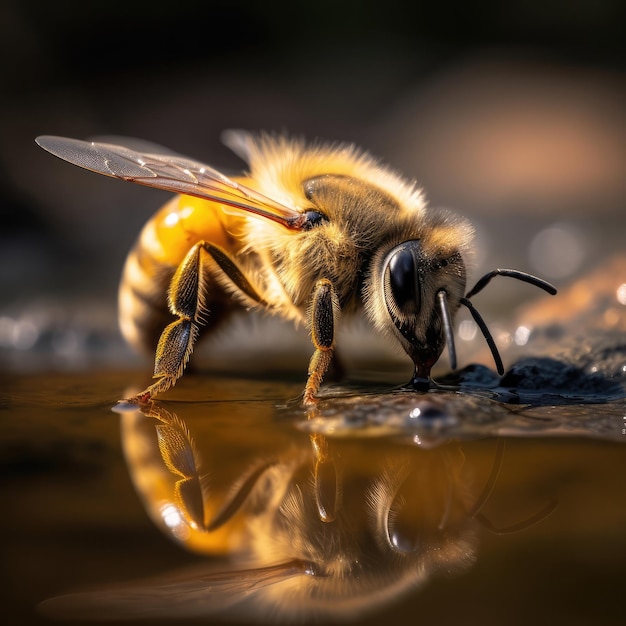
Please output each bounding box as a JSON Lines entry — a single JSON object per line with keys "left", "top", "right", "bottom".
{"left": 302, "top": 209, "right": 327, "bottom": 230}
{"left": 385, "top": 242, "right": 422, "bottom": 316}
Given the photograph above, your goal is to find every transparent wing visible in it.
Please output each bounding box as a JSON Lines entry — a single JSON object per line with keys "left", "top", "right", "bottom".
{"left": 39, "top": 560, "right": 313, "bottom": 621}
{"left": 35, "top": 136, "right": 306, "bottom": 230}
{"left": 88, "top": 135, "right": 182, "bottom": 156}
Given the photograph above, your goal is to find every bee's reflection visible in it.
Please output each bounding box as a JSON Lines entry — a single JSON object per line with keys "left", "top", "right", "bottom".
{"left": 42, "top": 400, "right": 554, "bottom": 622}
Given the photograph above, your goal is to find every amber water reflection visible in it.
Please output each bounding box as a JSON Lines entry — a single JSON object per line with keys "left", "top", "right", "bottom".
{"left": 40, "top": 401, "right": 455, "bottom": 619}
{"left": 0, "top": 368, "right": 624, "bottom": 625}
{"left": 41, "top": 396, "right": 571, "bottom": 622}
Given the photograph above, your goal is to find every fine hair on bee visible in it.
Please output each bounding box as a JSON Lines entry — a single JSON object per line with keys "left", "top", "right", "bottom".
{"left": 35, "top": 132, "right": 557, "bottom": 404}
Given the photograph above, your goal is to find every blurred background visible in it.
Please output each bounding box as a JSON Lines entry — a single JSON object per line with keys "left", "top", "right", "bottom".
{"left": 0, "top": 0, "right": 624, "bottom": 370}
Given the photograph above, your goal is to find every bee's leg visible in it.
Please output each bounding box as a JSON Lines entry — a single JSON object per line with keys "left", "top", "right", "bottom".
{"left": 310, "top": 430, "right": 340, "bottom": 522}
{"left": 304, "top": 279, "right": 339, "bottom": 406}
{"left": 127, "top": 242, "right": 265, "bottom": 404}
{"left": 304, "top": 281, "right": 341, "bottom": 516}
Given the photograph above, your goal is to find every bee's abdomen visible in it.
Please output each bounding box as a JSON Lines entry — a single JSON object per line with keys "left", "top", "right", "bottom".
{"left": 118, "top": 196, "right": 240, "bottom": 355}
{"left": 118, "top": 230, "right": 176, "bottom": 354}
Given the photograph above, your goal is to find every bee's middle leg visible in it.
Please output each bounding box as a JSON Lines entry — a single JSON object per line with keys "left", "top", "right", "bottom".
{"left": 304, "top": 279, "right": 340, "bottom": 406}
{"left": 127, "top": 242, "right": 264, "bottom": 404}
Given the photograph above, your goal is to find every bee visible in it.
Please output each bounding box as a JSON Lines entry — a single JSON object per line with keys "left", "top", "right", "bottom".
{"left": 36, "top": 133, "right": 556, "bottom": 404}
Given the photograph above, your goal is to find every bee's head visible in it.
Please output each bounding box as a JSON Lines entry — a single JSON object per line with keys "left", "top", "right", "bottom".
{"left": 365, "top": 228, "right": 470, "bottom": 385}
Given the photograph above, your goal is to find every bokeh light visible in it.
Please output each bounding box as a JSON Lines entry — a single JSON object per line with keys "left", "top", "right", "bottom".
{"left": 528, "top": 222, "right": 586, "bottom": 280}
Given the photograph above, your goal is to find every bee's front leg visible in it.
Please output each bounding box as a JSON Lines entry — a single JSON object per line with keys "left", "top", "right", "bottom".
{"left": 127, "top": 242, "right": 264, "bottom": 404}
{"left": 304, "top": 279, "right": 340, "bottom": 406}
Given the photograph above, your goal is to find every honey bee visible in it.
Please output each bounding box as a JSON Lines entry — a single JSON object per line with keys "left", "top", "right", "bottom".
{"left": 36, "top": 133, "right": 556, "bottom": 404}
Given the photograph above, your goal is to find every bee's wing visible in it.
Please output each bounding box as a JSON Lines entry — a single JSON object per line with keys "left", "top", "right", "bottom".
{"left": 35, "top": 136, "right": 306, "bottom": 230}
{"left": 88, "top": 135, "right": 183, "bottom": 156}
{"left": 39, "top": 560, "right": 311, "bottom": 621}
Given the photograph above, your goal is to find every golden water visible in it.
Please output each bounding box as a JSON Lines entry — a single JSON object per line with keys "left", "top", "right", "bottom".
{"left": 2, "top": 366, "right": 625, "bottom": 625}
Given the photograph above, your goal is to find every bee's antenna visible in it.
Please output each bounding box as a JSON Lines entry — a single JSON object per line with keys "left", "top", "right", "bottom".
{"left": 438, "top": 290, "right": 457, "bottom": 371}
{"left": 465, "top": 269, "right": 557, "bottom": 300}
{"left": 459, "top": 297, "right": 504, "bottom": 375}
{"left": 461, "top": 268, "right": 556, "bottom": 374}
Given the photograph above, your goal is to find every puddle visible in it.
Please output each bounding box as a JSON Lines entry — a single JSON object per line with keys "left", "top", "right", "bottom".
{"left": 1, "top": 256, "right": 626, "bottom": 625}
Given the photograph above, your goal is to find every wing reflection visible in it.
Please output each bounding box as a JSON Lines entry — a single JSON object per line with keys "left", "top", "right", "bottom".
{"left": 42, "top": 401, "right": 554, "bottom": 622}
